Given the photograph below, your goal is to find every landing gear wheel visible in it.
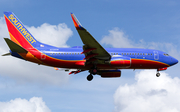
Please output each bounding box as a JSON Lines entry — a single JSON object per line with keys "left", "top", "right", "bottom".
{"left": 156, "top": 73, "right": 160, "bottom": 77}
{"left": 87, "top": 74, "right": 93, "bottom": 81}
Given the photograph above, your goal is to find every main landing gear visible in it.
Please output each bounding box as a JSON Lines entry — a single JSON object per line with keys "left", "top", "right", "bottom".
{"left": 87, "top": 74, "right": 93, "bottom": 81}
{"left": 87, "top": 68, "right": 97, "bottom": 81}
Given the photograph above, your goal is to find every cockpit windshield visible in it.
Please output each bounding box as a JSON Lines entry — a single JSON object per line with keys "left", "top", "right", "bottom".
{"left": 163, "top": 53, "right": 169, "bottom": 56}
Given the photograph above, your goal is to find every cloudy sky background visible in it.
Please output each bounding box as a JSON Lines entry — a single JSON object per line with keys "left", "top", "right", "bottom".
{"left": 0, "top": 0, "right": 180, "bottom": 112}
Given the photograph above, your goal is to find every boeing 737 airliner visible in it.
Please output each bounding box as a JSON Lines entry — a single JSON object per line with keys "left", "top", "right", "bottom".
{"left": 2, "top": 12, "right": 178, "bottom": 81}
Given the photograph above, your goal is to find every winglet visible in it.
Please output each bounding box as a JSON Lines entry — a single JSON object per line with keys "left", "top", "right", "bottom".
{"left": 71, "top": 13, "right": 84, "bottom": 30}
{"left": 2, "top": 52, "right": 11, "bottom": 56}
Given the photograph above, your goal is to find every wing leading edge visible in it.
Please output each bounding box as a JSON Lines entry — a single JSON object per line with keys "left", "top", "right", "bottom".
{"left": 71, "top": 13, "right": 111, "bottom": 65}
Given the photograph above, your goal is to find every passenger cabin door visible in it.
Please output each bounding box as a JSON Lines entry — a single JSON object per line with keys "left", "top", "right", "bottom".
{"left": 154, "top": 51, "right": 159, "bottom": 60}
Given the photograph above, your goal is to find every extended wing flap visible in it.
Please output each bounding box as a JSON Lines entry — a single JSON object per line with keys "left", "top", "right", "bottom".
{"left": 78, "top": 30, "right": 110, "bottom": 59}
{"left": 71, "top": 13, "right": 111, "bottom": 63}
{"left": 4, "top": 38, "right": 28, "bottom": 53}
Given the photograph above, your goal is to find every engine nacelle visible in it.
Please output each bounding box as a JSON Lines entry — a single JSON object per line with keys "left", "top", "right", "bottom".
{"left": 98, "top": 69, "right": 121, "bottom": 78}
{"left": 109, "top": 55, "right": 131, "bottom": 68}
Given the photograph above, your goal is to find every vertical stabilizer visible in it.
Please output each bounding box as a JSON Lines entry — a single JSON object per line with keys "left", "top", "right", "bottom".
{"left": 4, "top": 12, "right": 40, "bottom": 49}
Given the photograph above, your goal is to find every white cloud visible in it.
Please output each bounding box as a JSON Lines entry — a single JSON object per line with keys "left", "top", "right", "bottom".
{"left": 27, "top": 23, "right": 73, "bottom": 47}
{"left": 101, "top": 28, "right": 137, "bottom": 48}
{"left": 0, "top": 17, "right": 71, "bottom": 85}
{"left": 0, "top": 97, "right": 51, "bottom": 112}
{"left": 100, "top": 28, "right": 169, "bottom": 49}
{"left": 100, "top": 28, "right": 180, "bottom": 59}
{"left": 114, "top": 70, "right": 180, "bottom": 112}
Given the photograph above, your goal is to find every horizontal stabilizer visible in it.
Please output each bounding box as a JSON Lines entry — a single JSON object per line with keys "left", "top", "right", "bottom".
{"left": 2, "top": 52, "right": 11, "bottom": 56}
{"left": 4, "top": 38, "right": 28, "bottom": 53}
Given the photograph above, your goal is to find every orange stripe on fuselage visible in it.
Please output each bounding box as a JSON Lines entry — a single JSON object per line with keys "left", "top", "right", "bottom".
{"left": 19, "top": 52, "right": 44, "bottom": 65}
{"left": 130, "top": 58, "right": 170, "bottom": 69}
{"left": 41, "top": 55, "right": 83, "bottom": 68}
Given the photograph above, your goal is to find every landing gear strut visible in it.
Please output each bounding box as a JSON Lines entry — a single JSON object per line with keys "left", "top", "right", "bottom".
{"left": 87, "top": 67, "right": 97, "bottom": 81}
{"left": 91, "top": 68, "right": 97, "bottom": 75}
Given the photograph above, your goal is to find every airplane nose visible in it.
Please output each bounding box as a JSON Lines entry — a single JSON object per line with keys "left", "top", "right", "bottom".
{"left": 171, "top": 57, "right": 178, "bottom": 66}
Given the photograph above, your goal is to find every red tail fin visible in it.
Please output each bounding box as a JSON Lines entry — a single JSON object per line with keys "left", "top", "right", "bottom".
{"left": 4, "top": 12, "right": 40, "bottom": 49}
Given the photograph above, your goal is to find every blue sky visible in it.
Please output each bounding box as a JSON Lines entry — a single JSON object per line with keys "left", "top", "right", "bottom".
{"left": 0, "top": 0, "right": 180, "bottom": 112}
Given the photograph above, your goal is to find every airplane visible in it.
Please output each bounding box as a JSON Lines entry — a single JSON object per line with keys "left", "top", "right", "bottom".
{"left": 2, "top": 12, "right": 178, "bottom": 81}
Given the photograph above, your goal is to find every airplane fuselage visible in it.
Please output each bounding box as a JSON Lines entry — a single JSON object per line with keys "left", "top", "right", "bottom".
{"left": 11, "top": 46, "right": 178, "bottom": 70}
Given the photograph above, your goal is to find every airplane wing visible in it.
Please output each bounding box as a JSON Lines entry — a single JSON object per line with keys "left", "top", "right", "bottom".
{"left": 71, "top": 13, "right": 111, "bottom": 65}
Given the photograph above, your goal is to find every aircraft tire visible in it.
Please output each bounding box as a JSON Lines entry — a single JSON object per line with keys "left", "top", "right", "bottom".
{"left": 87, "top": 74, "right": 93, "bottom": 81}
{"left": 156, "top": 73, "right": 160, "bottom": 77}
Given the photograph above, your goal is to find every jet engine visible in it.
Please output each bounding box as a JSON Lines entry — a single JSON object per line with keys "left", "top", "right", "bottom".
{"left": 98, "top": 69, "right": 121, "bottom": 78}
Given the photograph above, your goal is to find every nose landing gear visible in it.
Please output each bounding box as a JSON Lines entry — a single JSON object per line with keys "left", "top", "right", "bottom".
{"left": 156, "top": 72, "right": 160, "bottom": 77}
{"left": 156, "top": 68, "right": 161, "bottom": 77}
{"left": 156, "top": 67, "right": 167, "bottom": 77}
